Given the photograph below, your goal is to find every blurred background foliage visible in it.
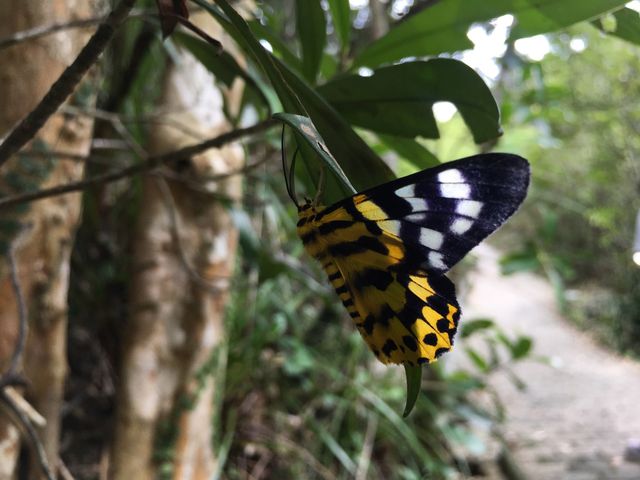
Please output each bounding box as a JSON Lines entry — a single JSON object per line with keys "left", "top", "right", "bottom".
{"left": 498, "top": 23, "right": 640, "bottom": 353}
{"left": 53, "top": 0, "right": 640, "bottom": 478}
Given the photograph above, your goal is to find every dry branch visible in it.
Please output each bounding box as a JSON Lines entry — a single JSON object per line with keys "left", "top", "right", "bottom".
{"left": 0, "top": 119, "right": 276, "bottom": 210}
{"left": 0, "top": 0, "right": 137, "bottom": 167}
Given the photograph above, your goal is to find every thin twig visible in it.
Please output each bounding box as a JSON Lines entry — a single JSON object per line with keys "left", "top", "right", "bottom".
{"left": 61, "top": 105, "right": 149, "bottom": 159}
{"left": 0, "top": 244, "right": 51, "bottom": 479}
{"left": 160, "top": 153, "right": 271, "bottom": 185}
{"left": 0, "top": 0, "right": 137, "bottom": 168}
{"left": 355, "top": 413, "right": 378, "bottom": 480}
{"left": 0, "top": 390, "right": 55, "bottom": 480}
{"left": 58, "top": 457, "right": 76, "bottom": 480}
{"left": 0, "top": 246, "right": 28, "bottom": 389}
{"left": 0, "top": 119, "right": 277, "bottom": 210}
{"left": 19, "top": 149, "right": 121, "bottom": 166}
{"left": 0, "top": 9, "right": 153, "bottom": 50}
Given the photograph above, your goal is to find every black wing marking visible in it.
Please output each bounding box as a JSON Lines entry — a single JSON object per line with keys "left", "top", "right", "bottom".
{"left": 321, "top": 153, "right": 530, "bottom": 274}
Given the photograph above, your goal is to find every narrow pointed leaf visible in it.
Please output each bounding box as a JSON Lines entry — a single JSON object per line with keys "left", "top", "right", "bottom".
{"left": 327, "top": 0, "right": 351, "bottom": 51}
{"left": 296, "top": 0, "right": 326, "bottom": 82}
{"left": 403, "top": 364, "right": 422, "bottom": 417}
{"left": 275, "top": 113, "right": 355, "bottom": 194}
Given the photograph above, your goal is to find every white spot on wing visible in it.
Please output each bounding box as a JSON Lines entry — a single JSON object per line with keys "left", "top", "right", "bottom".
{"left": 438, "top": 169, "right": 465, "bottom": 183}
{"left": 440, "top": 183, "right": 471, "bottom": 198}
{"left": 450, "top": 218, "right": 473, "bottom": 235}
{"left": 456, "top": 200, "right": 483, "bottom": 218}
{"left": 419, "top": 228, "right": 444, "bottom": 250}
{"left": 428, "top": 251, "right": 447, "bottom": 270}
{"left": 395, "top": 184, "right": 416, "bottom": 198}
{"left": 406, "top": 212, "right": 427, "bottom": 222}
{"left": 378, "top": 220, "right": 401, "bottom": 236}
{"left": 406, "top": 197, "right": 428, "bottom": 212}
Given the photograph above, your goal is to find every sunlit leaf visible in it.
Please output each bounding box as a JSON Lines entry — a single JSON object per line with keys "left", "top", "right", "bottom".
{"left": 509, "top": 0, "right": 628, "bottom": 39}
{"left": 319, "top": 59, "right": 501, "bottom": 143}
{"left": 592, "top": 7, "right": 640, "bottom": 47}
{"left": 353, "top": 0, "right": 628, "bottom": 67}
{"left": 377, "top": 134, "right": 440, "bottom": 170}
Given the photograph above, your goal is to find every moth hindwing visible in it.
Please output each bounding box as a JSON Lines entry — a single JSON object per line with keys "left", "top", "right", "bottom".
{"left": 297, "top": 153, "right": 530, "bottom": 366}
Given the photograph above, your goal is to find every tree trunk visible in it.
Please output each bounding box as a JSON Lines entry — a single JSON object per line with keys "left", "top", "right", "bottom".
{"left": 0, "top": 1, "right": 99, "bottom": 478}
{"left": 110, "top": 12, "right": 245, "bottom": 480}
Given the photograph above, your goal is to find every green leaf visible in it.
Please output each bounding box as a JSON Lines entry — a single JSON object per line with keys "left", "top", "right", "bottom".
{"left": 231, "top": 209, "right": 290, "bottom": 281}
{"left": 272, "top": 58, "right": 395, "bottom": 196}
{"left": 499, "top": 248, "right": 540, "bottom": 275}
{"left": 319, "top": 59, "right": 501, "bottom": 143}
{"left": 204, "top": 0, "right": 394, "bottom": 202}
{"left": 296, "top": 0, "right": 327, "bottom": 83}
{"left": 511, "top": 336, "right": 533, "bottom": 360}
{"left": 198, "top": 0, "right": 302, "bottom": 113}
{"left": 592, "top": 7, "right": 640, "bottom": 46}
{"left": 510, "top": 0, "right": 628, "bottom": 40}
{"left": 311, "top": 420, "right": 357, "bottom": 473}
{"left": 173, "top": 31, "right": 239, "bottom": 86}
{"left": 353, "top": 0, "right": 628, "bottom": 67}
{"left": 402, "top": 364, "right": 422, "bottom": 417}
{"left": 327, "top": 0, "right": 351, "bottom": 51}
{"left": 275, "top": 113, "right": 356, "bottom": 194}
{"left": 283, "top": 339, "right": 315, "bottom": 375}
{"left": 377, "top": 134, "right": 440, "bottom": 170}
{"left": 460, "top": 318, "right": 495, "bottom": 338}
{"left": 465, "top": 347, "right": 489, "bottom": 373}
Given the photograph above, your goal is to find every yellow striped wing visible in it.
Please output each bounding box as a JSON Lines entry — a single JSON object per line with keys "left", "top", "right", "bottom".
{"left": 297, "top": 153, "right": 530, "bottom": 366}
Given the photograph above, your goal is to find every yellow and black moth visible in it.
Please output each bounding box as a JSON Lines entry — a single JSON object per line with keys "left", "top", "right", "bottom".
{"left": 295, "top": 153, "right": 530, "bottom": 367}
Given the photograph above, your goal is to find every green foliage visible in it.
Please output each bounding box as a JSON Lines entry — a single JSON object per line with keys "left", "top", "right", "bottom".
{"left": 57, "top": 0, "right": 640, "bottom": 476}
{"left": 216, "top": 176, "right": 533, "bottom": 477}
{"left": 593, "top": 7, "right": 640, "bottom": 46}
{"left": 171, "top": 0, "right": 631, "bottom": 475}
{"left": 499, "top": 24, "right": 640, "bottom": 352}
{"left": 326, "top": 0, "right": 351, "bottom": 53}
{"left": 500, "top": 207, "right": 575, "bottom": 310}
{"left": 353, "top": 0, "right": 627, "bottom": 67}
{"left": 318, "top": 59, "right": 501, "bottom": 143}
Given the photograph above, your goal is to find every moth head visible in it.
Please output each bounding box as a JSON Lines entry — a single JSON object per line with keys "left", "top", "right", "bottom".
{"left": 298, "top": 197, "right": 314, "bottom": 213}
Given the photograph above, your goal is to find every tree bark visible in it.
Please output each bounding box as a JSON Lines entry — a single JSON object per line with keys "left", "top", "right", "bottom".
{"left": 0, "top": 1, "right": 99, "bottom": 478}
{"left": 110, "top": 11, "right": 245, "bottom": 480}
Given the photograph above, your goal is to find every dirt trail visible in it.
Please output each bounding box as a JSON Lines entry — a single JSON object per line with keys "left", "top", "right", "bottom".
{"left": 463, "top": 245, "right": 640, "bottom": 480}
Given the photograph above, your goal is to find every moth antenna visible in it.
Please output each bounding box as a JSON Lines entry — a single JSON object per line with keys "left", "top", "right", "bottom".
{"left": 281, "top": 125, "right": 299, "bottom": 207}
{"left": 290, "top": 148, "right": 299, "bottom": 205}
{"left": 313, "top": 164, "right": 325, "bottom": 205}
